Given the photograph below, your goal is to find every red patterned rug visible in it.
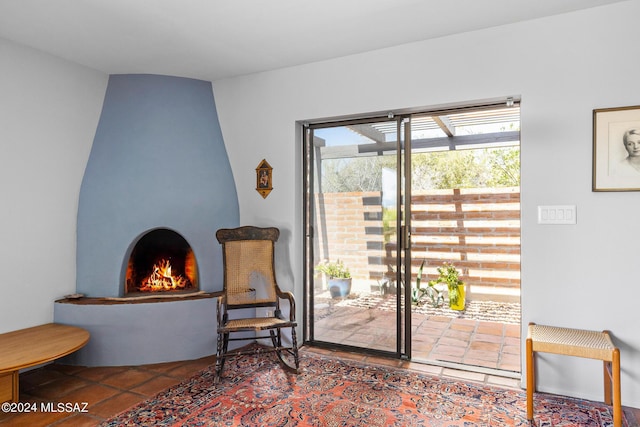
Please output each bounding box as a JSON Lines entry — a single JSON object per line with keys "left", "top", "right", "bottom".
{"left": 102, "top": 348, "right": 627, "bottom": 426}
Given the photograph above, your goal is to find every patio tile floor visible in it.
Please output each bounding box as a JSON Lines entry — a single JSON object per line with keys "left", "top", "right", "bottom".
{"left": 314, "top": 297, "right": 522, "bottom": 375}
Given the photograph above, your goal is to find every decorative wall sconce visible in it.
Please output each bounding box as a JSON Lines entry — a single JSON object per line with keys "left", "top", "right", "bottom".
{"left": 256, "top": 159, "right": 273, "bottom": 198}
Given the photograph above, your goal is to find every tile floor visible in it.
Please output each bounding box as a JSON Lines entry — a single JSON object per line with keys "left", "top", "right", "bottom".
{"left": 413, "top": 315, "right": 521, "bottom": 372}
{"left": 1, "top": 346, "right": 638, "bottom": 426}
{"left": 314, "top": 303, "right": 521, "bottom": 374}
{"left": 0, "top": 354, "right": 216, "bottom": 426}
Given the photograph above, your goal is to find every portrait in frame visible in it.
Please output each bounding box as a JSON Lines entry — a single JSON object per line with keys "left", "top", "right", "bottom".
{"left": 256, "top": 159, "right": 273, "bottom": 198}
{"left": 593, "top": 105, "right": 640, "bottom": 191}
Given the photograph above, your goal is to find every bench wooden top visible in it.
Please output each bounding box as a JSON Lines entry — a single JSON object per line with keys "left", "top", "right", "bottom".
{"left": 0, "top": 323, "right": 89, "bottom": 374}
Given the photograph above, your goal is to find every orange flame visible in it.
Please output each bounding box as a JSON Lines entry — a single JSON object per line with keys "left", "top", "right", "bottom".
{"left": 139, "top": 259, "right": 189, "bottom": 292}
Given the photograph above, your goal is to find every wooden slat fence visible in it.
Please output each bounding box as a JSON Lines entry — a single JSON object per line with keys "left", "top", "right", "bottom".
{"left": 313, "top": 187, "right": 520, "bottom": 295}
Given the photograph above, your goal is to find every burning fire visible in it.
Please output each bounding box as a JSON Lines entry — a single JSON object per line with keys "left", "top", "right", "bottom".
{"left": 139, "top": 259, "right": 190, "bottom": 292}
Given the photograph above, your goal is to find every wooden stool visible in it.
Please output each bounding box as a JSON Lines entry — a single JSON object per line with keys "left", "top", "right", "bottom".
{"left": 526, "top": 323, "right": 621, "bottom": 427}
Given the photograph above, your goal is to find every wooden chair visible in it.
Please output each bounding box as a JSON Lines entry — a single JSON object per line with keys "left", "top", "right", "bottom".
{"left": 214, "top": 226, "right": 299, "bottom": 383}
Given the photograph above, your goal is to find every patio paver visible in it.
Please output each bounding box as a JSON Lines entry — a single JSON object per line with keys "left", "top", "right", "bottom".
{"left": 313, "top": 294, "right": 521, "bottom": 374}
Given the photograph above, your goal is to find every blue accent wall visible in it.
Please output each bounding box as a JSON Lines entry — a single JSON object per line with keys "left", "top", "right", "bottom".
{"left": 76, "top": 74, "right": 239, "bottom": 297}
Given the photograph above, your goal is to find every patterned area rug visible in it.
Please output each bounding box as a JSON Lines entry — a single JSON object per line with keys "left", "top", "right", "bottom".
{"left": 102, "top": 349, "right": 626, "bottom": 427}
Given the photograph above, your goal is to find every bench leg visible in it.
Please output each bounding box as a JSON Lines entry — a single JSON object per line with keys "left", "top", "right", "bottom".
{"left": 1, "top": 371, "right": 19, "bottom": 403}
{"left": 526, "top": 337, "right": 535, "bottom": 421}
{"left": 12, "top": 371, "right": 18, "bottom": 403}
{"left": 603, "top": 351, "right": 622, "bottom": 427}
{"left": 612, "top": 349, "right": 621, "bottom": 427}
{"left": 604, "top": 360, "right": 612, "bottom": 405}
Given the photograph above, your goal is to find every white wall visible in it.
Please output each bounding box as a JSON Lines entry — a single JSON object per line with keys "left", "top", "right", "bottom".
{"left": 213, "top": 1, "right": 640, "bottom": 407}
{"left": 0, "top": 39, "right": 107, "bottom": 332}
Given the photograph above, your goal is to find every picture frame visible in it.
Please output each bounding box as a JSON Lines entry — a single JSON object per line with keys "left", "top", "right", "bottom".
{"left": 255, "top": 159, "right": 273, "bottom": 198}
{"left": 593, "top": 105, "right": 640, "bottom": 191}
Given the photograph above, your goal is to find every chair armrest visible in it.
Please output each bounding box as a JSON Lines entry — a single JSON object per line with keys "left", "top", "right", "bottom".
{"left": 275, "top": 288, "right": 296, "bottom": 321}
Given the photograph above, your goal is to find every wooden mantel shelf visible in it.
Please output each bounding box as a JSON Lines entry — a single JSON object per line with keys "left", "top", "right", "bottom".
{"left": 55, "top": 291, "right": 222, "bottom": 305}
{"left": 0, "top": 323, "right": 90, "bottom": 403}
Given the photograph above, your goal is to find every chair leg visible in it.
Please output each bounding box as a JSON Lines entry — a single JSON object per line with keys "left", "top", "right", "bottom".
{"left": 269, "top": 329, "right": 282, "bottom": 360}
{"left": 214, "top": 332, "right": 229, "bottom": 384}
{"left": 291, "top": 325, "right": 299, "bottom": 370}
{"left": 222, "top": 332, "right": 229, "bottom": 366}
{"left": 526, "top": 337, "right": 535, "bottom": 421}
{"left": 269, "top": 329, "right": 281, "bottom": 351}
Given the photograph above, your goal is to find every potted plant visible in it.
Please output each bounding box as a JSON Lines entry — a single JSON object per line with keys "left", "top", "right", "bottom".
{"left": 428, "top": 262, "right": 466, "bottom": 310}
{"left": 315, "top": 260, "right": 352, "bottom": 298}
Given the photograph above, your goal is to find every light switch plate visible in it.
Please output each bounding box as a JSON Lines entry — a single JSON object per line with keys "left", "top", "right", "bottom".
{"left": 537, "top": 205, "right": 576, "bottom": 224}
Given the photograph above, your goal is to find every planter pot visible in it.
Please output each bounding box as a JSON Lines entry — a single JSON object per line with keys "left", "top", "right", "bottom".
{"left": 448, "top": 283, "right": 466, "bottom": 311}
{"left": 328, "top": 278, "right": 352, "bottom": 298}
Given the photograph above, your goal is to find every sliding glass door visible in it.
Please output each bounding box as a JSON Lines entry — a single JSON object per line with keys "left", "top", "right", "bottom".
{"left": 303, "top": 116, "right": 410, "bottom": 357}
{"left": 303, "top": 101, "right": 521, "bottom": 370}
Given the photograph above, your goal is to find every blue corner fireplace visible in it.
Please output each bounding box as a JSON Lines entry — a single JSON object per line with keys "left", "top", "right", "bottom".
{"left": 54, "top": 74, "right": 239, "bottom": 366}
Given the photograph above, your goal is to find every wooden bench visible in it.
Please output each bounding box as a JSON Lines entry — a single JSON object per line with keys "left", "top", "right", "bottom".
{"left": 526, "top": 322, "right": 621, "bottom": 427}
{"left": 0, "top": 323, "right": 90, "bottom": 403}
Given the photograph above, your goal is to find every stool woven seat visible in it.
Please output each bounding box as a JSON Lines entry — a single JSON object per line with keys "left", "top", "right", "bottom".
{"left": 526, "top": 322, "right": 621, "bottom": 427}
{"left": 528, "top": 324, "right": 616, "bottom": 360}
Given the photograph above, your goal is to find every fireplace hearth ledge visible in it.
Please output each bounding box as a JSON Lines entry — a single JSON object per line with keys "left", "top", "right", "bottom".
{"left": 53, "top": 295, "right": 220, "bottom": 367}
{"left": 107, "top": 290, "right": 208, "bottom": 301}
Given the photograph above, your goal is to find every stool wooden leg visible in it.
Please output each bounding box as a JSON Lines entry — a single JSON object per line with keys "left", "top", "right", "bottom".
{"left": 604, "top": 360, "right": 612, "bottom": 405}
{"left": 612, "top": 348, "right": 621, "bottom": 427}
{"left": 526, "top": 337, "right": 534, "bottom": 421}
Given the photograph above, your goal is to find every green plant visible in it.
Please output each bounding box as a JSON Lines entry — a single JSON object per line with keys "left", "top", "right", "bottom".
{"left": 428, "top": 262, "right": 463, "bottom": 306}
{"left": 411, "top": 260, "right": 444, "bottom": 308}
{"left": 315, "top": 260, "right": 351, "bottom": 279}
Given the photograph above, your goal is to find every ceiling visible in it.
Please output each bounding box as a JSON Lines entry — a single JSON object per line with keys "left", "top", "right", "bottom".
{"left": 0, "top": 0, "right": 628, "bottom": 81}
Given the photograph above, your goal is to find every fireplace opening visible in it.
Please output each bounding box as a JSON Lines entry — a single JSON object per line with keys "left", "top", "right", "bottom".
{"left": 125, "top": 229, "right": 199, "bottom": 295}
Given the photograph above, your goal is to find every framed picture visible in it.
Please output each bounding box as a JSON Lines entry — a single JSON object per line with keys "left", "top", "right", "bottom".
{"left": 593, "top": 105, "right": 640, "bottom": 191}
{"left": 255, "top": 159, "right": 273, "bottom": 198}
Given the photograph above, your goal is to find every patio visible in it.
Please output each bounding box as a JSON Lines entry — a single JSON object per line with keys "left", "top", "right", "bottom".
{"left": 313, "top": 290, "right": 521, "bottom": 377}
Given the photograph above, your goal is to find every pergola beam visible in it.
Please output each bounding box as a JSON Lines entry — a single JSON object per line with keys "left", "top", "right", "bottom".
{"left": 432, "top": 115, "right": 455, "bottom": 137}
{"left": 347, "top": 124, "right": 387, "bottom": 143}
{"left": 316, "top": 130, "right": 520, "bottom": 159}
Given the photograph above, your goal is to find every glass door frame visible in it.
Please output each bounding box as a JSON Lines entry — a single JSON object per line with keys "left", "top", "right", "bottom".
{"left": 401, "top": 116, "right": 412, "bottom": 359}
{"left": 302, "top": 114, "right": 413, "bottom": 360}
{"left": 302, "top": 98, "right": 521, "bottom": 367}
